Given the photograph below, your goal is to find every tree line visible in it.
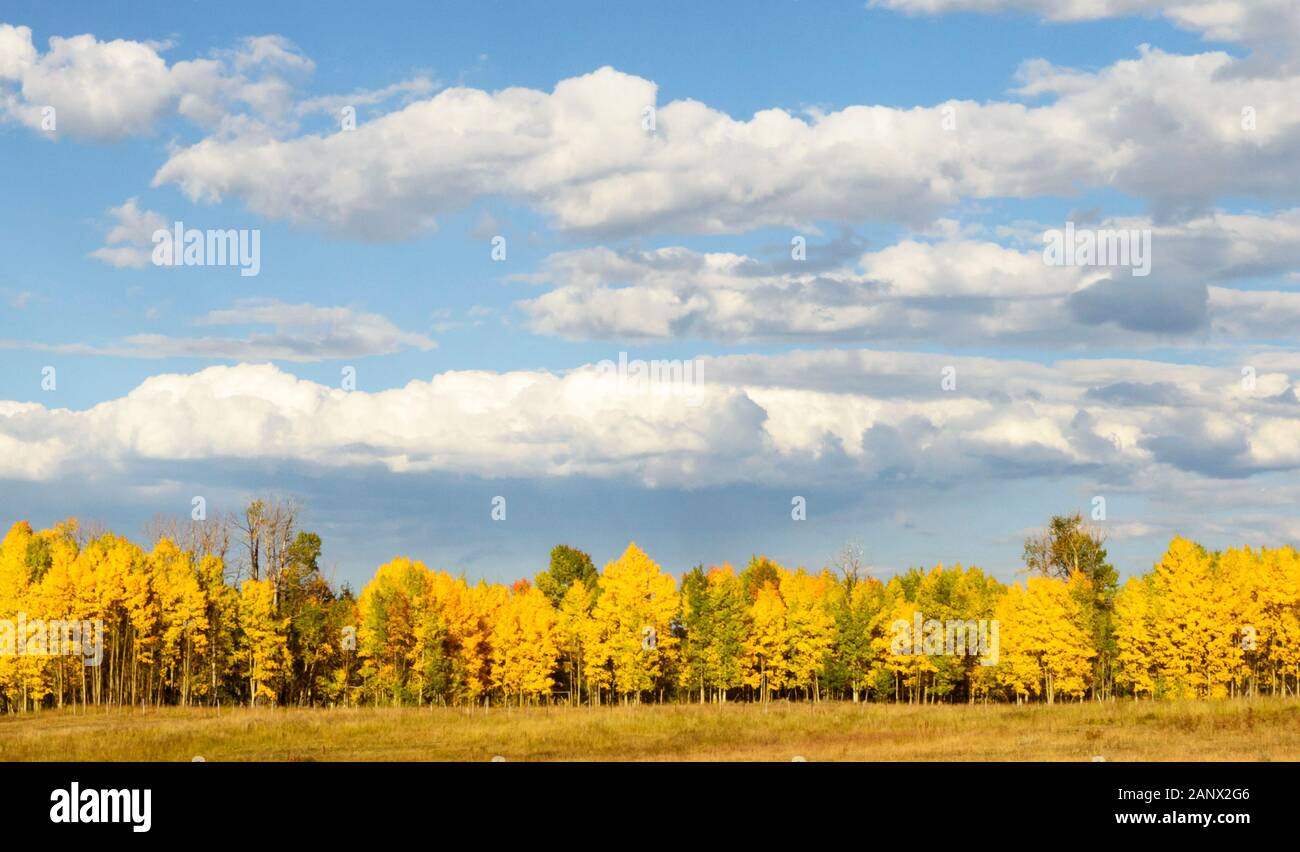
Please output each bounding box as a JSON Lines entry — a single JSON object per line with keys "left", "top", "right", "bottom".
{"left": 1, "top": 506, "right": 1296, "bottom": 711}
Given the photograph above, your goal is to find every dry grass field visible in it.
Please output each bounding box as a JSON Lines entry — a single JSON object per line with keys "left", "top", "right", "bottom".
{"left": 2, "top": 698, "right": 1299, "bottom": 761}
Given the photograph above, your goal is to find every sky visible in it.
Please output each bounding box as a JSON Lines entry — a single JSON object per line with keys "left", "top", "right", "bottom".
{"left": 1, "top": 0, "right": 1299, "bottom": 590}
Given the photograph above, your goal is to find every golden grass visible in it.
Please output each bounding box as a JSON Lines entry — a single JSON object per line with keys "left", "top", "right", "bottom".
{"left": 1, "top": 698, "right": 1298, "bottom": 761}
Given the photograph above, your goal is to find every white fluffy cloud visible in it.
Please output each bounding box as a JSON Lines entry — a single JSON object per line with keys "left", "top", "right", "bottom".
{"left": 0, "top": 352, "right": 1294, "bottom": 487}
{"left": 88, "top": 198, "right": 169, "bottom": 268}
{"left": 0, "top": 24, "right": 176, "bottom": 140}
{"left": 5, "top": 18, "right": 1295, "bottom": 233}
{"left": 517, "top": 240, "right": 1095, "bottom": 343}
{"left": 0, "top": 26, "right": 382, "bottom": 141}
{"left": 146, "top": 46, "right": 1300, "bottom": 238}
{"left": 516, "top": 210, "right": 1300, "bottom": 345}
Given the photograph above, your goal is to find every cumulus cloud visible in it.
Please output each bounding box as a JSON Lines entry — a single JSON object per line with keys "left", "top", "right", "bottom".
{"left": 0, "top": 351, "right": 1295, "bottom": 487}
{"left": 5, "top": 20, "right": 1296, "bottom": 232}
{"left": 0, "top": 24, "right": 176, "bottom": 140}
{"left": 170, "top": 35, "right": 317, "bottom": 137}
{"left": 0, "top": 25, "right": 403, "bottom": 141}
{"left": 515, "top": 210, "right": 1300, "bottom": 346}
{"left": 140, "top": 43, "right": 1300, "bottom": 238}
{"left": 88, "top": 198, "right": 168, "bottom": 268}
{"left": 0, "top": 25, "right": 313, "bottom": 140}
{"left": 516, "top": 239, "right": 1097, "bottom": 344}
{"left": 0, "top": 300, "right": 435, "bottom": 362}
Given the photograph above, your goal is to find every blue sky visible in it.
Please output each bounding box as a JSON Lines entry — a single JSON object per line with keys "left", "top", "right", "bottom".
{"left": 2, "top": 0, "right": 1298, "bottom": 589}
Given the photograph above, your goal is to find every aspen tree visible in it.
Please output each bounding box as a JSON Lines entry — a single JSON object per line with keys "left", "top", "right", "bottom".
{"left": 996, "top": 576, "right": 1094, "bottom": 703}
{"left": 780, "top": 568, "right": 835, "bottom": 701}
{"left": 1151, "top": 538, "right": 1238, "bottom": 698}
{"left": 744, "top": 582, "right": 789, "bottom": 703}
{"left": 1114, "top": 576, "right": 1157, "bottom": 698}
{"left": 557, "top": 578, "right": 595, "bottom": 705}
{"left": 586, "top": 543, "right": 678, "bottom": 703}
{"left": 238, "top": 578, "right": 289, "bottom": 705}
{"left": 490, "top": 581, "right": 560, "bottom": 704}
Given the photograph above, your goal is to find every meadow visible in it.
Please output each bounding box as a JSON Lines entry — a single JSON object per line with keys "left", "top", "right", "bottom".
{"left": 2, "top": 698, "right": 1298, "bottom": 761}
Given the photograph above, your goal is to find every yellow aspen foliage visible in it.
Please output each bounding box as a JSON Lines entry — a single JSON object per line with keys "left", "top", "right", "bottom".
{"left": 993, "top": 586, "right": 1037, "bottom": 702}
{"left": 1227, "top": 545, "right": 1300, "bottom": 695}
{"left": 13, "top": 524, "right": 79, "bottom": 706}
{"left": 5, "top": 510, "right": 1300, "bottom": 708}
{"left": 450, "top": 580, "right": 503, "bottom": 702}
{"left": 0, "top": 523, "right": 34, "bottom": 706}
{"left": 1150, "top": 537, "right": 1239, "bottom": 698}
{"left": 237, "top": 578, "right": 289, "bottom": 705}
{"left": 743, "top": 581, "right": 789, "bottom": 701}
{"left": 579, "top": 602, "right": 613, "bottom": 699}
{"left": 557, "top": 578, "right": 595, "bottom": 704}
{"left": 1268, "top": 548, "right": 1300, "bottom": 691}
{"left": 1226, "top": 546, "right": 1299, "bottom": 694}
{"left": 150, "top": 539, "right": 209, "bottom": 704}
{"left": 779, "top": 568, "right": 835, "bottom": 700}
{"left": 490, "top": 582, "right": 560, "bottom": 703}
{"left": 1206, "top": 546, "right": 1253, "bottom": 695}
{"left": 34, "top": 527, "right": 89, "bottom": 707}
{"left": 121, "top": 548, "right": 160, "bottom": 690}
{"left": 874, "top": 595, "right": 937, "bottom": 703}
{"left": 1114, "top": 576, "right": 1157, "bottom": 697}
{"left": 72, "top": 533, "right": 144, "bottom": 705}
{"left": 952, "top": 566, "right": 1005, "bottom": 701}
{"left": 996, "top": 576, "right": 1094, "bottom": 703}
{"left": 357, "top": 557, "right": 434, "bottom": 703}
{"left": 0, "top": 522, "right": 35, "bottom": 608}
{"left": 586, "top": 543, "right": 679, "bottom": 702}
